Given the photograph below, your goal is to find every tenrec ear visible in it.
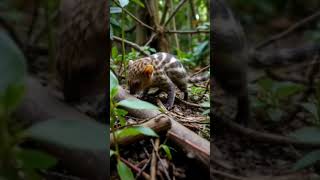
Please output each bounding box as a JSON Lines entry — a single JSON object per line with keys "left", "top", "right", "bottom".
{"left": 143, "top": 64, "right": 154, "bottom": 78}
{"left": 129, "top": 60, "right": 133, "bottom": 66}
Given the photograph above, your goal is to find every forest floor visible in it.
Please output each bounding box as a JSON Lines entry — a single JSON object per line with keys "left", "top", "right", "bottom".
{"left": 109, "top": 71, "right": 210, "bottom": 179}
{"left": 212, "top": 27, "right": 320, "bottom": 179}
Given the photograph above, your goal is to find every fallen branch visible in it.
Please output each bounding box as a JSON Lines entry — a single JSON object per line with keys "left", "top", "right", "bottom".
{"left": 15, "top": 76, "right": 108, "bottom": 180}
{"left": 216, "top": 115, "right": 320, "bottom": 148}
{"left": 110, "top": 115, "right": 172, "bottom": 147}
{"left": 115, "top": 86, "right": 210, "bottom": 169}
{"left": 255, "top": 10, "right": 320, "bottom": 50}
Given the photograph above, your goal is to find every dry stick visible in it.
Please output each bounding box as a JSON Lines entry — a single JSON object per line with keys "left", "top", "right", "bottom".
{"left": 216, "top": 115, "right": 320, "bottom": 148}
{"left": 121, "top": 157, "right": 151, "bottom": 180}
{"left": 198, "top": 80, "right": 210, "bottom": 101}
{"left": 164, "top": 0, "right": 188, "bottom": 27}
{"left": 150, "top": 139, "right": 159, "bottom": 180}
{"left": 144, "top": 33, "right": 158, "bottom": 47}
{"left": 136, "top": 157, "right": 152, "bottom": 180}
{"left": 191, "top": 65, "right": 210, "bottom": 77}
{"left": 112, "top": 36, "right": 149, "bottom": 56}
{"left": 112, "top": 0, "right": 155, "bottom": 31}
{"left": 266, "top": 70, "right": 308, "bottom": 85}
{"left": 175, "top": 97, "right": 206, "bottom": 108}
{"left": 110, "top": 115, "right": 172, "bottom": 147}
{"left": 165, "top": 29, "right": 209, "bottom": 34}
{"left": 115, "top": 87, "right": 210, "bottom": 169}
{"left": 155, "top": 151, "right": 172, "bottom": 180}
{"left": 256, "top": 10, "right": 320, "bottom": 50}
{"left": 211, "top": 169, "right": 245, "bottom": 180}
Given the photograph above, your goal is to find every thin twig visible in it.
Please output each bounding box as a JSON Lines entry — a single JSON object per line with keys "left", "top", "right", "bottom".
{"left": 144, "top": 33, "right": 158, "bottom": 47}
{"left": 150, "top": 139, "right": 159, "bottom": 180}
{"left": 190, "top": 65, "right": 210, "bottom": 77}
{"left": 175, "top": 97, "right": 207, "bottom": 108}
{"left": 121, "top": 157, "right": 151, "bottom": 180}
{"left": 113, "top": 0, "right": 155, "bottom": 31}
{"left": 165, "top": 29, "right": 209, "bottom": 34}
{"left": 198, "top": 80, "right": 210, "bottom": 101}
{"left": 256, "top": 10, "right": 320, "bottom": 50}
{"left": 112, "top": 36, "right": 149, "bottom": 56}
{"left": 156, "top": 150, "right": 172, "bottom": 180}
{"left": 135, "top": 158, "right": 152, "bottom": 180}
{"left": 164, "top": 0, "right": 188, "bottom": 27}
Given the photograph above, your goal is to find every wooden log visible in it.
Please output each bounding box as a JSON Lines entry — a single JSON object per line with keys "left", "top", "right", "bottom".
{"left": 15, "top": 76, "right": 108, "bottom": 180}
{"left": 110, "top": 115, "right": 172, "bottom": 147}
{"left": 114, "top": 86, "right": 210, "bottom": 170}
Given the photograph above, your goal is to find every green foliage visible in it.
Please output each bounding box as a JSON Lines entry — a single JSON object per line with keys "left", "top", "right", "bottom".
{"left": 289, "top": 127, "right": 320, "bottom": 144}
{"left": 290, "top": 127, "right": 320, "bottom": 170}
{"left": 300, "top": 82, "right": 320, "bottom": 126}
{"left": 252, "top": 78, "right": 304, "bottom": 122}
{"left": 117, "top": 161, "right": 135, "bottom": 180}
{"left": 190, "top": 86, "right": 206, "bottom": 96}
{"left": 17, "top": 149, "right": 57, "bottom": 171}
{"left": 109, "top": 70, "right": 159, "bottom": 179}
{"left": 118, "top": 99, "right": 159, "bottom": 110}
{"left": 293, "top": 150, "right": 320, "bottom": 170}
{"left": 116, "top": 126, "right": 158, "bottom": 139}
{"left": 160, "top": 144, "right": 172, "bottom": 160}
{"left": 26, "top": 119, "right": 107, "bottom": 150}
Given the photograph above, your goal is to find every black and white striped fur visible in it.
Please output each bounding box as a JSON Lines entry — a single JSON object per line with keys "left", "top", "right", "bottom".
{"left": 127, "top": 52, "right": 208, "bottom": 109}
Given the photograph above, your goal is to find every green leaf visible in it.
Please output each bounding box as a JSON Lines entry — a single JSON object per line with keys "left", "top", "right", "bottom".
{"left": 301, "top": 103, "right": 320, "bottom": 122}
{"left": 110, "top": 71, "right": 119, "bottom": 97}
{"left": 117, "top": 160, "right": 134, "bottom": 180}
{"left": 200, "top": 101, "right": 210, "bottom": 108}
{"left": 257, "top": 78, "right": 273, "bottom": 91}
{"left": 0, "top": 84, "right": 24, "bottom": 112}
{"left": 267, "top": 108, "right": 283, "bottom": 122}
{"left": 0, "top": 30, "right": 26, "bottom": 95}
{"left": 289, "top": 127, "right": 320, "bottom": 143}
{"left": 202, "top": 109, "right": 210, "bottom": 115}
{"left": 110, "top": 149, "right": 117, "bottom": 157}
{"left": 112, "top": 47, "right": 119, "bottom": 59}
{"left": 293, "top": 150, "right": 320, "bottom": 170}
{"left": 26, "top": 119, "right": 107, "bottom": 150}
{"left": 160, "top": 144, "right": 172, "bottom": 160}
{"left": 117, "top": 99, "right": 158, "bottom": 110}
{"left": 274, "top": 82, "right": 304, "bottom": 98}
{"left": 132, "top": 0, "right": 145, "bottom": 7}
{"left": 17, "top": 149, "right": 57, "bottom": 170}
{"left": 119, "top": 0, "right": 129, "bottom": 7}
{"left": 116, "top": 126, "right": 158, "bottom": 139}
{"left": 110, "top": 7, "right": 122, "bottom": 14}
